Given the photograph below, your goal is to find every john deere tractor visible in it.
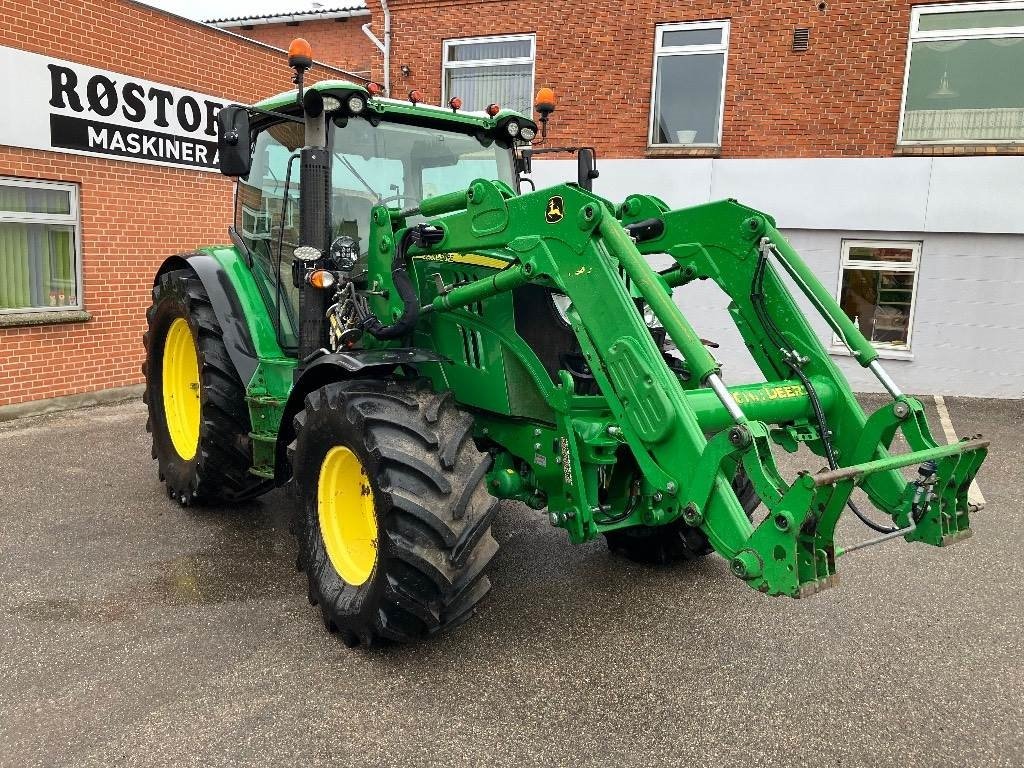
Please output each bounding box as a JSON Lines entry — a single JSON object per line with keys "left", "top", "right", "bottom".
{"left": 143, "top": 40, "right": 988, "bottom": 646}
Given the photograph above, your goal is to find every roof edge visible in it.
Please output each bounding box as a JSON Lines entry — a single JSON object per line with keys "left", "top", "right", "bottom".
{"left": 120, "top": 0, "right": 370, "bottom": 82}
{"left": 208, "top": 9, "right": 372, "bottom": 27}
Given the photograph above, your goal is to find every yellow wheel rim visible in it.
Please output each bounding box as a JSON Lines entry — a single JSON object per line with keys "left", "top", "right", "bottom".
{"left": 317, "top": 446, "right": 378, "bottom": 586}
{"left": 161, "top": 317, "right": 201, "bottom": 461}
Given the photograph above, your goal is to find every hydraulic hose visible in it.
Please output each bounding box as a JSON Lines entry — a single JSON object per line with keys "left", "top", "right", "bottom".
{"left": 749, "top": 246, "right": 898, "bottom": 534}
{"left": 361, "top": 225, "right": 441, "bottom": 340}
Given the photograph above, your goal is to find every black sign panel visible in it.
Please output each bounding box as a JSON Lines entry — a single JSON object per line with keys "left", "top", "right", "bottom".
{"left": 49, "top": 114, "right": 219, "bottom": 169}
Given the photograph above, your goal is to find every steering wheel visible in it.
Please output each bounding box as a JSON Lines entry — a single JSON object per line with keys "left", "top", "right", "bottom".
{"left": 378, "top": 193, "right": 420, "bottom": 208}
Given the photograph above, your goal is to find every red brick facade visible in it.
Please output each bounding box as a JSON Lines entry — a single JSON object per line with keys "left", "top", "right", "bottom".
{"left": 357, "top": 0, "right": 1013, "bottom": 159}
{"left": 0, "top": 0, "right": 341, "bottom": 409}
{"left": 233, "top": 16, "right": 378, "bottom": 79}
{"left": 1, "top": 0, "right": 1018, "bottom": 410}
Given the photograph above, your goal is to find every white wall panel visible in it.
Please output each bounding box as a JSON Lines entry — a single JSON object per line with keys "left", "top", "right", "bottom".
{"left": 710, "top": 158, "right": 933, "bottom": 231}
{"left": 530, "top": 158, "right": 714, "bottom": 209}
{"left": 531, "top": 156, "right": 1024, "bottom": 235}
{"left": 925, "top": 157, "right": 1024, "bottom": 234}
{"left": 526, "top": 158, "right": 1024, "bottom": 396}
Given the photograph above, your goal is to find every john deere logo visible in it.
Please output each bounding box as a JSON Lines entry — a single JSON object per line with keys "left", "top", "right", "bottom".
{"left": 545, "top": 195, "right": 564, "bottom": 223}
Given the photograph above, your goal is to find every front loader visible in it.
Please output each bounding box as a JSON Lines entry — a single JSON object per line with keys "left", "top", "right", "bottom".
{"left": 143, "top": 40, "right": 988, "bottom": 646}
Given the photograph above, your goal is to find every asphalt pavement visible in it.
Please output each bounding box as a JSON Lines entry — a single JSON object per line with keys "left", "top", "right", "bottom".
{"left": 1, "top": 395, "right": 1021, "bottom": 767}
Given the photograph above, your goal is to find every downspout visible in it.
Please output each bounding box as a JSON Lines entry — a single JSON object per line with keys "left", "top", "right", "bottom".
{"left": 361, "top": 0, "right": 391, "bottom": 95}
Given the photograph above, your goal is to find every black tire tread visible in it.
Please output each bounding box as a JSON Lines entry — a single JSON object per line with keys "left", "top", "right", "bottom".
{"left": 143, "top": 268, "right": 270, "bottom": 505}
{"left": 290, "top": 379, "right": 498, "bottom": 646}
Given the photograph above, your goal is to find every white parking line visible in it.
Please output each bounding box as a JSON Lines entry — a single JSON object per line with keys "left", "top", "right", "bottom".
{"left": 933, "top": 394, "right": 985, "bottom": 507}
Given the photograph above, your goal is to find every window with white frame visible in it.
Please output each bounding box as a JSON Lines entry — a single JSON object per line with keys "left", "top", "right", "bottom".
{"left": 650, "top": 21, "right": 730, "bottom": 147}
{"left": 836, "top": 241, "right": 921, "bottom": 353}
{"left": 901, "top": 2, "right": 1024, "bottom": 143}
{"left": 442, "top": 35, "right": 535, "bottom": 115}
{"left": 0, "top": 178, "right": 81, "bottom": 313}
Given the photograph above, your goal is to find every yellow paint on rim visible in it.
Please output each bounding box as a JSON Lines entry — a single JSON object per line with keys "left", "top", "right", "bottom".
{"left": 161, "top": 317, "right": 201, "bottom": 461}
{"left": 317, "top": 446, "right": 378, "bottom": 586}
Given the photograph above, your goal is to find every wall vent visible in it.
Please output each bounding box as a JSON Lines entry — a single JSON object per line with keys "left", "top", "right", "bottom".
{"left": 793, "top": 28, "right": 810, "bottom": 52}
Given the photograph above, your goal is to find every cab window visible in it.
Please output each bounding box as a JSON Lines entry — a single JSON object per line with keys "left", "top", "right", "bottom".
{"left": 236, "top": 121, "right": 304, "bottom": 349}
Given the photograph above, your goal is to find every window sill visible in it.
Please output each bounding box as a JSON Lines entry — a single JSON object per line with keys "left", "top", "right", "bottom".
{"left": 894, "top": 143, "right": 1024, "bottom": 157}
{"left": 0, "top": 309, "right": 92, "bottom": 328}
{"left": 830, "top": 345, "right": 914, "bottom": 362}
{"left": 645, "top": 146, "right": 721, "bottom": 158}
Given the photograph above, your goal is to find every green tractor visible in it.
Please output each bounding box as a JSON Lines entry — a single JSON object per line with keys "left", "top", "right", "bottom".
{"left": 143, "top": 41, "right": 988, "bottom": 646}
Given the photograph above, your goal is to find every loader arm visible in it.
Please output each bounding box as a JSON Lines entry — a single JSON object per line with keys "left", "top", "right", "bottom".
{"left": 380, "top": 179, "right": 988, "bottom": 598}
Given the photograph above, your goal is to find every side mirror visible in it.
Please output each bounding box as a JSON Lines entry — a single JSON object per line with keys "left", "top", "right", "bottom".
{"left": 216, "top": 106, "right": 252, "bottom": 177}
{"left": 577, "top": 148, "right": 599, "bottom": 192}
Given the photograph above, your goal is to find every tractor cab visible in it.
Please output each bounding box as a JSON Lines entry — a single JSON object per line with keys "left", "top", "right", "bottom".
{"left": 217, "top": 65, "right": 535, "bottom": 353}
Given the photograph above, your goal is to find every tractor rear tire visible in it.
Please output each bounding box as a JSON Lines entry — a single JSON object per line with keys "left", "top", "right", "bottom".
{"left": 289, "top": 380, "right": 498, "bottom": 646}
{"left": 605, "top": 471, "right": 760, "bottom": 565}
{"left": 143, "top": 268, "right": 271, "bottom": 506}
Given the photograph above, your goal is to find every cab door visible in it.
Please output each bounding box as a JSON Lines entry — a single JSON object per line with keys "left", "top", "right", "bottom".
{"left": 235, "top": 121, "right": 305, "bottom": 352}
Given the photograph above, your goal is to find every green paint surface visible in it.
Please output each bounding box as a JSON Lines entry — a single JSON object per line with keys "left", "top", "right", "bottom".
{"left": 180, "top": 101, "right": 988, "bottom": 600}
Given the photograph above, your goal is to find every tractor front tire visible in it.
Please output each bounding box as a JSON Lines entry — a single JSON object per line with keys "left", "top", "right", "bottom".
{"left": 289, "top": 380, "right": 498, "bottom": 646}
{"left": 143, "top": 268, "right": 270, "bottom": 506}
{"left": 605, "top": 471, "right": 761, "bottom": 565}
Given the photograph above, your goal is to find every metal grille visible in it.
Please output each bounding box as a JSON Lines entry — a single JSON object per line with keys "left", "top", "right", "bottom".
{"left": 793, "top": 28, "right": 810, "bottom": 52}
{"left": 457, "top": 325, "right": 485, "bottom": 369}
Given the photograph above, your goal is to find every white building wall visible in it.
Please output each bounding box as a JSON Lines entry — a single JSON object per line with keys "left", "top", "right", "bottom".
{"left": 531, "top": 157, "right": 1024, "bottom": 398}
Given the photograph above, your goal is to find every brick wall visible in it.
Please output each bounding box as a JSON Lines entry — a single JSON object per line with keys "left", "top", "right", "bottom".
{"left": 357, "top": 0, "right": 982, "bottom": 159}
{"left": 0, "top": 0, "right": 338, "bottom": 408}
{"left": 232, "top": 17, "right": 378, "bottom": 80}
{"left": 0, "top": 0, "right": 1010, "bottom": 409}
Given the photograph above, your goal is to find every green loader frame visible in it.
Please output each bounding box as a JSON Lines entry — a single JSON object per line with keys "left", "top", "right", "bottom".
{"left": 143, "top": 58, "right": 988, "bottom": 645}
{"left": 366, "top": 181, "right": 987, "bottom": 597}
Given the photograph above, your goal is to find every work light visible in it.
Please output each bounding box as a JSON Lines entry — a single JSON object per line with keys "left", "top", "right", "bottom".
{"left": 347, "top": 94, "right": 366, "bottom": 114}
{"left": 293, "top": 245, "right": 321, "bottom": 263}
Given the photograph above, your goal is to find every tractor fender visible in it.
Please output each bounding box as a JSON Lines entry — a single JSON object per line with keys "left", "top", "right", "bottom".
{"left": 154, "top": 252, "right": 259, "bottom": 385}
{"left": 273, "top": 348, "right": 447, "bottom": 482}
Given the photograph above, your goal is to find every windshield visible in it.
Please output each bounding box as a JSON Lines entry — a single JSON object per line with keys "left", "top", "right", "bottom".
{"left": 329, "top": 117, "right": 515, "bottom": 257}
{"left": 236, "top": 116, "right": 514, "bottom": 351}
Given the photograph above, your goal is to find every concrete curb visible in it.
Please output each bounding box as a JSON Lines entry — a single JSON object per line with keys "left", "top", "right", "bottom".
{"left": 0, "top": 385, "right": 145, "bottom": 422}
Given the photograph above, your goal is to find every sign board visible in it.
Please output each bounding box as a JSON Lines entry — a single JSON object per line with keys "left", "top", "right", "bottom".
{"left": 0, "top": 45, "right": 226, "bottom": 172}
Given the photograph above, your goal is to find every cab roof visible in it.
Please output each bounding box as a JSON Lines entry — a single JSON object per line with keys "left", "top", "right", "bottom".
{"left": 254, "top": 79, "right": 534, "bottom": 132}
